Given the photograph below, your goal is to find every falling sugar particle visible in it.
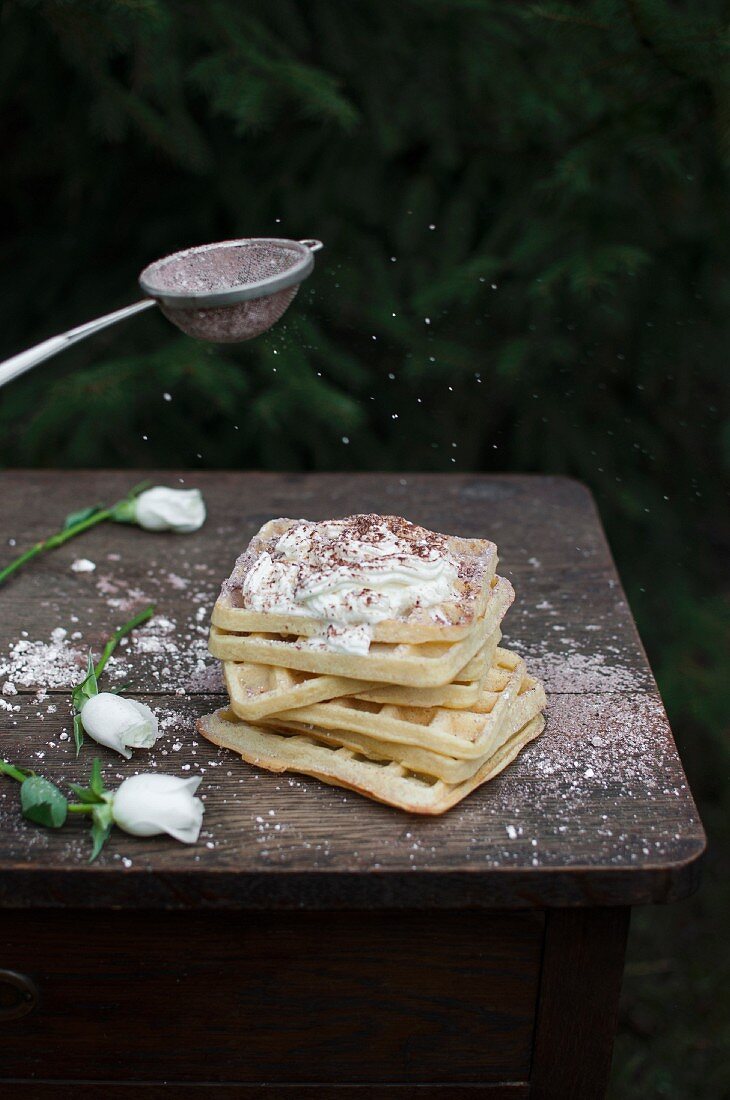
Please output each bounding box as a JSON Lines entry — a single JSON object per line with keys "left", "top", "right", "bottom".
{"left": 163, "top": 393, "right": 172, "bottom": 402}
{"left": 341, "top": 436, "right": 349, "bottom": 444}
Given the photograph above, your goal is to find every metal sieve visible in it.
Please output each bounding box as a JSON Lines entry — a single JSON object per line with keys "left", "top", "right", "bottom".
{"left": 0, "top": 237, "right": 323, "bottom": 388}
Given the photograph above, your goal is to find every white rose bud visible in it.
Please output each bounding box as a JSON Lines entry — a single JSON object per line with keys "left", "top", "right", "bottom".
{"left": 112, "top": 773, "right": 204, "bottom": 843}
{"left": 80, "top": 692, "right": 159, "bottom": 759}
{"left": 133, "top": 487, "right": 206, "bottom": 533}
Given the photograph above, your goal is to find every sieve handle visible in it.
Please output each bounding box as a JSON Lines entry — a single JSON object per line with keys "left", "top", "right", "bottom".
{"left": 0, "top": 299, "right": 156, "bottom": 389}
{"left": 299, "top": 239, "right": 323, "bottom": 252}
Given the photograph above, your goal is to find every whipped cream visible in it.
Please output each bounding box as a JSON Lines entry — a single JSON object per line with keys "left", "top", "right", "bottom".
{"left": 305, "top": 623, "right": 374, "bottom": 656}
{"left": 241, "top": 515, "right": 460, "bottom": 653}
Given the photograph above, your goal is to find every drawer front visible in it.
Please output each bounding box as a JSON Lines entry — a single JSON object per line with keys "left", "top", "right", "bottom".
{"left": 1, "top": 909, "right": 543, "bottom": 1085}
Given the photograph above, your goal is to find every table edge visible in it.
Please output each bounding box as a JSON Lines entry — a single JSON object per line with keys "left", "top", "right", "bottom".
{"left": 0, "top": 839, "right": 706, "bottom": 910}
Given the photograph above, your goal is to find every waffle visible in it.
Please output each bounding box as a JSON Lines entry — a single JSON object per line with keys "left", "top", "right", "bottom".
{"left": 224, "top": 662, "right": 370, "bottom": 721}
{"left": 211, "top": 516, "right": 498, "bottom": 642}
{"left": 197, "top": 710, "right": 545, "bottom": 815}
{"left": 208, "top": 575, "right": 514, "bottom": 687}
{"left": 267, "top": 647, "right": 535, "bottom": 760}
{"left": 223, "top": 629, "right": 502, "bottom": 721}
{"left": 266, "top": 672, "right": 545, "bottom": 784}
{"left": 355, "top": 628, "right": 501, "bottom": 709}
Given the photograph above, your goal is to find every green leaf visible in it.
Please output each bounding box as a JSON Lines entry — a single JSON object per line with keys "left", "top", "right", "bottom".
{"left": 71, "top": 651, "right": 99, "bottom": 714}
{"left": 89, "top": 819, "right": 112, "bottom": 862}
{"left": 68, "top": 783, "right": 101, "bottom": 805}
{"left": 89, "top": 803, "right": 114, "bottom": 862}
{"left": 68, "top": 759, "right": 108, "bottom": 805}
{"left": 20, "top": 776, "right": 68, "bottom": 828}
{"left": 89, "top": 758, "right": 105, "bottom": 798}
{"left": 82, "top": 651, "right": 99, "bottom": 699}
{"left": 63, "top": 504, "right": 102, "bottom": 530}
{"left": 73, "top": 713, "right": 84, "bottom": 756}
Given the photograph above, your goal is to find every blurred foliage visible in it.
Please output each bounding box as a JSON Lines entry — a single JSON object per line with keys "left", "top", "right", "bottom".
{"left": 0, "top": 1, "right": 728, "bottom": 1093}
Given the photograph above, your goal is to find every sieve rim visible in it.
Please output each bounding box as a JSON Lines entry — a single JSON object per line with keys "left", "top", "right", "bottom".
{"left": 138, "top": 237, "right": 319, "bottom": 311}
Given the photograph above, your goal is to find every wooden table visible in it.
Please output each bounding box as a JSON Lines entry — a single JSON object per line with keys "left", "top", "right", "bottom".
{"left": 0, "top": 471, "right": 704, "bottom": 1098}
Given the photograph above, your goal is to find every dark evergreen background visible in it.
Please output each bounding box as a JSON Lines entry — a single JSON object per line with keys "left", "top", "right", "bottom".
{"left": 1, "top": 2, "right": 728, "bottom": 1093}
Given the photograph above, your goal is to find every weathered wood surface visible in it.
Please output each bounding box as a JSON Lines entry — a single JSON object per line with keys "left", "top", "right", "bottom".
{"left": 0, "top": 471, "right": 705, "bottom": 908}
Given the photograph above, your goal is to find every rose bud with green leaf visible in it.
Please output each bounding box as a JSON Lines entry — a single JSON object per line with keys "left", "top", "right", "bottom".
{"left": 0, "top": 480, "right": 207, "bottom": 588}
{"left": 2, "top": 759, "right": 206, "bottom": 860}
{"left": 111, "top": 774, "right": 204, "bottom": 844}
{"left": 113, "top": 487, "right": 206, "bottom": 533}
{"left": 70, "top": 605, "right": 156, "bottom": 755}
{"left": 80, "top": 693, "right": 159, "bottom": 759}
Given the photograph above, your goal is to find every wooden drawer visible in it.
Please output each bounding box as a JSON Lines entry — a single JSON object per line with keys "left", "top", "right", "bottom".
{"left": 2, "top": 909, "right": 543, "bottom": 1087}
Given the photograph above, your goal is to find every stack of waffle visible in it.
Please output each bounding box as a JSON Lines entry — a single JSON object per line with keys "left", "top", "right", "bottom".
{"left": 198, "top": 516, "right": 546, "bottom": 814}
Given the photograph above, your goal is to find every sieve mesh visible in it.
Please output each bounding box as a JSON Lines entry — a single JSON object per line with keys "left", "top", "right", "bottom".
{"left": 157, "top": 285, "right": 300, "bottom": 343}
{"left": 144, "top": 240, "right": 303, "bottom": 296}
{"left": 138, "top": 237, "right": 321, "bottom": 342}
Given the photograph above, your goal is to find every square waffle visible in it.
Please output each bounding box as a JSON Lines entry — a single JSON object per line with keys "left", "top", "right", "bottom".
{"left": 267, "top": 647, "right": 537, "bottom": 761}
{"left": 265, "top": 670, "right": 546, "bottom": 784}
{"left": 197, "top": 710, "right": 545, "bottom": 815}
{"left": 211, "top": 515, "right": 498, "bottom": 642}
{"left": 223, "top": 629, "right": 502, "bottom": 721}
{"left": 208, "top": 575, "right": 514, "bottom": 688}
